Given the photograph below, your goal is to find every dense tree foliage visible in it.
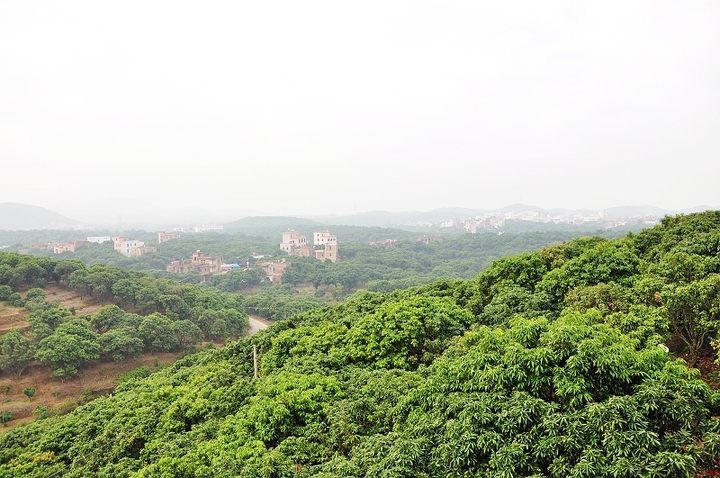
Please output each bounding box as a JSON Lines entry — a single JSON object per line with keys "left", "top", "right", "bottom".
{"left": 208, "top": 267, "right": 263, "bottom": 292}
{"left": 243, "top": 285, "right": 325, "bottom": 321}
{"left": 0, "top": 212, "right": 719, "bottom": 475}
{"left": 35, "top": 319, "right": 102, "bottom": 378}
{"left": 0, "top": 330, "right": 35, "bottom": 379}
{"left": 18, "top": 229, "right": 619, "bottom": 295}
{"left": 280, "top": 231, "right": 607, "bottom": 294}
{"left": 0, "top": 252, "right": 249, "bottom": 379}
{"left": 98, "top": 327, "right": 144, "bottom": 362}
{"left": 25, "top": 233, "right": 277, "bottom": 276}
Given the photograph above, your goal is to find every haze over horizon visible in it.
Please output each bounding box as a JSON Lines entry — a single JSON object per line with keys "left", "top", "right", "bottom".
{"left": 2, "top": 2, "right": 719, "bottom": 218}
{"left": 1, "top": 200, "right": 716, "bottom": 232}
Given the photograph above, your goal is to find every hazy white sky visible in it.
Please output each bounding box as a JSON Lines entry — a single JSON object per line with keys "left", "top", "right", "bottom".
{"left": 1, "top": 1, "right": 718, "bottom": 220}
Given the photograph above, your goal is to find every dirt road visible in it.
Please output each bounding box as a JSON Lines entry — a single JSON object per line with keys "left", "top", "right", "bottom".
{"left": 248, "top": 315, "right": 270, "bottom": 335}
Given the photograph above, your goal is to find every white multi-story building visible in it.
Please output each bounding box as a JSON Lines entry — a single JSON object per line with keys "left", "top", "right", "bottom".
{"left": 112, "top": 236, "right": 148, "bottom": 257}
{"left": 279, "top": 230, "right": 339, "bottom": 262}
{"left": 118, "top": 240, "right": 144, "bottom": 257}
{"left": 87, "top": 236, "right": 111, "bottom": 244}
{"left": 280, "top": 230, "right": 308, "bottom": 254}
{"left": 313, "top": 230, "right": 337, "bottom": 246}
{"left": 194, "top": 224, "right": 224, "bottom": 233}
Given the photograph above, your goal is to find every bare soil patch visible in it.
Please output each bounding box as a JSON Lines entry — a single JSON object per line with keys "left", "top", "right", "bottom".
{"left": 0, "top": 284, "right": 114, "bottom": 336}
{"left": 0, "top": 352, "right": 180, "bottom": 433}
{"left": 0, "top": 305, "right": 28, "bottom": 333}
{"left": 43, "top": 284, "right": 109, "bottom": 316}
{"left": 0, "top": 284, "right": 250, "bottom": 433}
{"left": 0, "top": 286, "right": 189, "bottom": 432}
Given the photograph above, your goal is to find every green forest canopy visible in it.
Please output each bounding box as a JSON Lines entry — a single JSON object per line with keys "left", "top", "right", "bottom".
{"left": 21, "top": 230, "right": 624, "bottom": 293}
{"left": 0, "top": 254, "right": 249, "bottom": 380}
{"left": 0, "top": 212, "right": 720, "bottom": 475}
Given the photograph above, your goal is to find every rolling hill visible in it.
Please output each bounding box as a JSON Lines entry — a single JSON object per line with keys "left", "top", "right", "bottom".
{"left": 0, "top": 203, "right": 85, "bottom": 231}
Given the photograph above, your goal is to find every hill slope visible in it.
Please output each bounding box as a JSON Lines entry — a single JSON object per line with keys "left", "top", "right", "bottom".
{"left": 1, "top": 212, "right": 720, "bottom": 475}
{"left": 0, "top": 203, "right": 85, "bottom": 231}
{"left": 222, "top": 216, "right": 323, "bottom": 236}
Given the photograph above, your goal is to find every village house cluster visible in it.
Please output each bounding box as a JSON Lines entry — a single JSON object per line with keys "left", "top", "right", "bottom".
{"left": 26, "top": 230, "right": 181, "bottom": 257}
{"left": 165, "top": 250, "right": 288, "bottom": 284}
{"left": 252, "top": 230, "right": 341, "bottom": 285}
{"left": 158, "top": 231, "right": 180, "bottom": 243}
{"left": 111, "top": 236, "right": 156, "bottom": 257}
{"left": 166, "top": 250, "right": 224, "bottom": 281}
{"left": 109, "top": 231, "right": 180, "bottom": 257}
{"left": 369, "top": 239, "right": 396, "bottom": 248}
{"left": 259, "top": 259, "right": 289, "bottom": 283}
{"left": 162, "top": 229, "right": 342, "bottom": 285}
{"left": 29, "top": 240, "right": 92, "bottom": 254}
{"left": 280, "top": 230, "right": 338, "bottom": 262}
{"left": 171, "top": 224, "right": 223, "bottom": 233}
{"left": 417, "top": 235, "right": 444, "bottom": 244}
{"left": 418, "top": 210, "right": 662, "bottom": 234}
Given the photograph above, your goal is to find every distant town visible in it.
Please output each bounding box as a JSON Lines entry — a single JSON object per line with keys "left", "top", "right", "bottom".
{"left": 3, "top": 204, "right": 695, "bottom": 291}
{"left": 405, "top": 209, "right": 661, "bottom": 233}
{"left": 17, "top": 227, "right": 347, "bottom": 285}
{"left": 162, "top": 229, "right": 343, "bottom": 284}
{"left": 13, "top": 206, "right": 667, "bottom": 286}
{"left": 24, "top": 231, "right": 180, "bottom": 257}
{"left": 258, "top": 230, "right": 341, "bottom": 284}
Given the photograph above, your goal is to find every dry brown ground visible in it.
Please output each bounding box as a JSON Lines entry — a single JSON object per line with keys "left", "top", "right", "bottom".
{"left": 0, "top": 285, "right": 111, "bottom": 336}
{"left": 43, "top": 284, "right": 108, "bottom": 316}
{"left": 0, "top": 352, "right": 180, "bottom": 433}
{"left": 0, "top": 284, "right": 246, "bottom": 433}
{"left": 0, "top": 304, "right": 27, "bottom": 334}
{"left": 0, "top": 285, "right": 178, "bottom": 433}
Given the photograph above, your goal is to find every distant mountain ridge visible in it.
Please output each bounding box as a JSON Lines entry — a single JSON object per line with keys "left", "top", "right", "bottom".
{"left": 235, "top": 205, "right": 718, "bottom": 237}
{"left": 53, "top": 197, "right": 262, "bottom": 229}
{"left": 303, "top": 204, "right": 716, "bottom": 229}
{"left": 495, "top": 203, "right": 716, "bottom": 218}
{"left": 223, "top": 216, "right": 323, "bottom": 236}
{"left": 1, "top": 202, "right": 716, "bottom": 233}
{"left": 0, "top": 203, "right": 86, "bottom": 231}
{"left": 307, "top": 208, "right": 486, "bottom": 227}
{"left": 222, "top": 216, "right": 416, "bottom": 241}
